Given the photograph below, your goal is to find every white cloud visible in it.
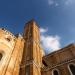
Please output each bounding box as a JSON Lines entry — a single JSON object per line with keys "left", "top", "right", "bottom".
{"left": 48, "top": 0, "right": 59, "bottom": 7}
{"left": 47, "top": 0, "right": 75, "bottom": 7}
{"left": 55, "top": 3, "right": 59, "bottom": 6}
{"left": 40, "top": 28, "right": 48, "bottom": 33}
{"left": 65, "top": 0, "right": 73, "bottom": 5}
{"left": 48, "top": 0, "right": 54, "bottom": 5}
{"left": 40, "top": 28, "right": 61, "bottom": 53}
{"left": 41, "top": 35, "right": 60, "bottom": 53}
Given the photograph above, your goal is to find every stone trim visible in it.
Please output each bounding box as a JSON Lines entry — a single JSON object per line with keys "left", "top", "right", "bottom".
{"left": 0, "top": 28, "right": 16, "bottom": 39}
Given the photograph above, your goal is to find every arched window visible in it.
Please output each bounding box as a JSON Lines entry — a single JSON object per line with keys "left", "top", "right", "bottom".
{"left": 69, "top": 64, "right": 75, "bottom": 75}
{"left": 0, "top": 53, "right": 3, "bottom": 60}
{"left": 53, "top": 69, "right": 59, "bottom": 75}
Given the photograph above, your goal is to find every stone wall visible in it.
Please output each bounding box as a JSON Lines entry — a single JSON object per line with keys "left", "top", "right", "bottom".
{"left": 0, "top": 29, "right": 24, "bottom": 75}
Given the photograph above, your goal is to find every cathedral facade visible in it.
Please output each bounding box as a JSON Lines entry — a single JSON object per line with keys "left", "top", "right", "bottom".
{"left": 0, "top": 20, "right": 75, "bottom": 75}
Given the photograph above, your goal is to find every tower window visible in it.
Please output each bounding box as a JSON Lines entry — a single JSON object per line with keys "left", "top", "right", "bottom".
{"left": 69, "top": 64, "right": 75, "bottom": 75}
{"left": 25, "top": 65, "right": 30, "bottom": 75}
{"left": 6, "top": 38, "right": 11, "bottom": 42}
{"left": 5, "top": 36, "right": 12, "bottom": 42}
{"left": 0, "top": 53, "right": 3, "bottom": 60}
{"left": 53, "top": 69, "right": 59, "bottom": 75}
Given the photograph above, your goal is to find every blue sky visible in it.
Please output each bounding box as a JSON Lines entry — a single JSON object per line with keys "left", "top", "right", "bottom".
{"left": 0, "top": 0, "right": 75, "bottom": 54}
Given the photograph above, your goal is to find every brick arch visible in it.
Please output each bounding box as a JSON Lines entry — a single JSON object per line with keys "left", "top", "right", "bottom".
{"left": 68, "top": 63, "right": 75, "bottom": 75}
{"left": 52, "top": 69, "right": 60, "bottom": 75}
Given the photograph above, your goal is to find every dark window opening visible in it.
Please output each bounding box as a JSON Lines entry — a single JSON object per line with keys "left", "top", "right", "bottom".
{"left": 6, "top": 38, "right": 11, "bottom": 42}
{"left": 0, "top": 53, "right": 3, "bottom": 60}
{"left": 25, "top": 65, "right": 30, "bottom": 75}
{"left": 42, "top": 60, "right": 48, "bottom": 67}
{"left": 69, "top": 64, "right": 75, "bottom": 75}
{"left": 53, "top": 70, "right": 59, "bottom": 75}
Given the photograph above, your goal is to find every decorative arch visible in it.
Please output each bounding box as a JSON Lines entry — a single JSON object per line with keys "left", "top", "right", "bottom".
{"left": 52, "top": 69, "right": 59, "bottom": 75}
{"left": 68, "top": 63, "right": 75, "bottom": 75}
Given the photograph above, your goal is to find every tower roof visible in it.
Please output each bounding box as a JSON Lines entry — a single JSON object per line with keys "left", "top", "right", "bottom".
{"left": 24, "top": 19, "right": 40, "bottom": 29}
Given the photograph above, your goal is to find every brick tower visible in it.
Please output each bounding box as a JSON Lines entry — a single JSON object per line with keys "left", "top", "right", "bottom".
{"left": 19, "top": 20, "right": 44, "bottom": 75}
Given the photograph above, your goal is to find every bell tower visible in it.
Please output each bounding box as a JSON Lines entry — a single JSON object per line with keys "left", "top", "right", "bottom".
{"left": 20, "top": 20, "right": 44, "bottom": 75}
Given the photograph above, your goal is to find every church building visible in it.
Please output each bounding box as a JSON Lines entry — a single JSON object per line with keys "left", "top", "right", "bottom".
{"left": 0, "top": 20, "right": 75, "bottom": 75}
